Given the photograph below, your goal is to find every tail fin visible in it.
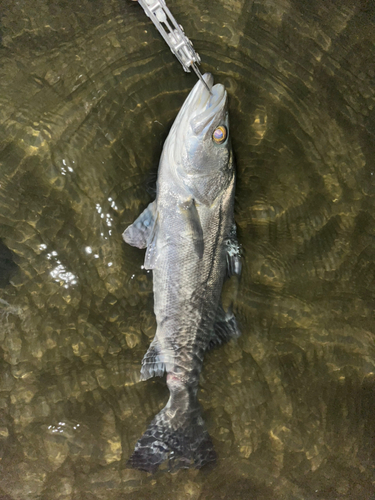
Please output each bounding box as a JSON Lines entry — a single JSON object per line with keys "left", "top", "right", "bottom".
{"left": 128, "top": 408, "right": 216, "bottom": 473}
{"left": 128, "top": 379, "right": 216, "bottom": 473}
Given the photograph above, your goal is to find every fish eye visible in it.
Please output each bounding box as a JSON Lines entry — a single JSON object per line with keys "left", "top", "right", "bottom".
{"left": 212, "top": 125, "right": 227, "bottom": 144}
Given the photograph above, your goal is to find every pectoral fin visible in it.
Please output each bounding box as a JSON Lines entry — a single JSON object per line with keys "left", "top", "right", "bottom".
{"left": 143, "top": 223, "right": 159, "bottom": 270}
{"left": 123, "top": 201, "right": 156, "bottom": 249}
{"left": 179, "top": 199, "right": 204, "bottom": 258}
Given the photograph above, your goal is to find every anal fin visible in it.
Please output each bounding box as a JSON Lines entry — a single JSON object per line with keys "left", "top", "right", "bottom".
{"left": 140, "top": 340, "right": 166, "bottom": 380}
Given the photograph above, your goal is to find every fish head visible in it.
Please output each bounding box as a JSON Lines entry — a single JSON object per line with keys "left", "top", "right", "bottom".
{"left": 166, "top": 73, "right": 233, "bottom": 204}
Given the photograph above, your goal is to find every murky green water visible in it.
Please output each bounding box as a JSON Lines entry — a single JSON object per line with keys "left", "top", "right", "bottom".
{"left": 0, "top": 0, "right": 374, "bottom": 498}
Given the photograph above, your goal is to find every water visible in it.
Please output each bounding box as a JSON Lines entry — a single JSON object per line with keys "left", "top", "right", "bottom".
{"left": 0, "top": 0, "right": 374, "bottom": 498}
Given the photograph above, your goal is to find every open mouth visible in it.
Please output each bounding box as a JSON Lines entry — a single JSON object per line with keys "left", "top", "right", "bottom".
{"left": 194, "top": 74, "right": 225, "bottom": 110}
{"left": 168, "top": 73, "right": 228, "bottom": 160}
{"left": 177, "top": 73, "right": 226, "bottom": 119}
{"left": 190, "top": 74, "right": 227, "bottom": 134}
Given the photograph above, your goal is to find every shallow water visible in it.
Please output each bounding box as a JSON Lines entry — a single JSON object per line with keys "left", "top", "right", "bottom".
{"left": 0, "top": 0, "right": 375, "bottom": 498}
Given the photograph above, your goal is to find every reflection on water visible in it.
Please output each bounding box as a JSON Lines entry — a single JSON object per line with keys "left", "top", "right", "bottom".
{"left": 0, "top": 0, "right": 375, "bottom": 498}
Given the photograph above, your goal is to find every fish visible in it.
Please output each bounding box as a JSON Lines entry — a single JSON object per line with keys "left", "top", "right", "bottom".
{"left": 123, "top": 73, "right": 241, "bottom": 473}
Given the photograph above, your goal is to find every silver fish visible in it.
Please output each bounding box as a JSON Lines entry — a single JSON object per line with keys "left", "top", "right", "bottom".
{"left": 123, "top": 73, "right": 241, "bottom": 472}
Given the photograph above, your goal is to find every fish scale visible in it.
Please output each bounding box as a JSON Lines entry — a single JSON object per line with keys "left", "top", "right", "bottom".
{"left": 123, "top": 73, "right": 241, "bottom": 472}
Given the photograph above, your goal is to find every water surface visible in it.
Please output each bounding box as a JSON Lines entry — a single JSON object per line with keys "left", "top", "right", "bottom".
{"left": 0, "top": 0, "right": 374, "bottom": 498}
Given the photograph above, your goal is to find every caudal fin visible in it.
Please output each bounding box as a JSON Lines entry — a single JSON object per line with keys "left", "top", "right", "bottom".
{"left": 128, "top": 406, "right": 216, "bottom": 473}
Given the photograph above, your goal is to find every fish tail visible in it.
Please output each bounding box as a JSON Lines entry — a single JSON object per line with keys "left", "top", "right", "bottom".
{"left": 128, "top": 375, "right": 216, "bottom": 473}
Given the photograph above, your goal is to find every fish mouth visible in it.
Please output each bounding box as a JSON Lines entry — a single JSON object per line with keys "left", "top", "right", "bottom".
{"left": 170, "top": 73, "right": 227, "bottom": 139}
{"left": 190, "top": 74, "right": 227, "bottom": 134}
{"left": 167, "top": 73, "right": 228, "bottom": 166}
